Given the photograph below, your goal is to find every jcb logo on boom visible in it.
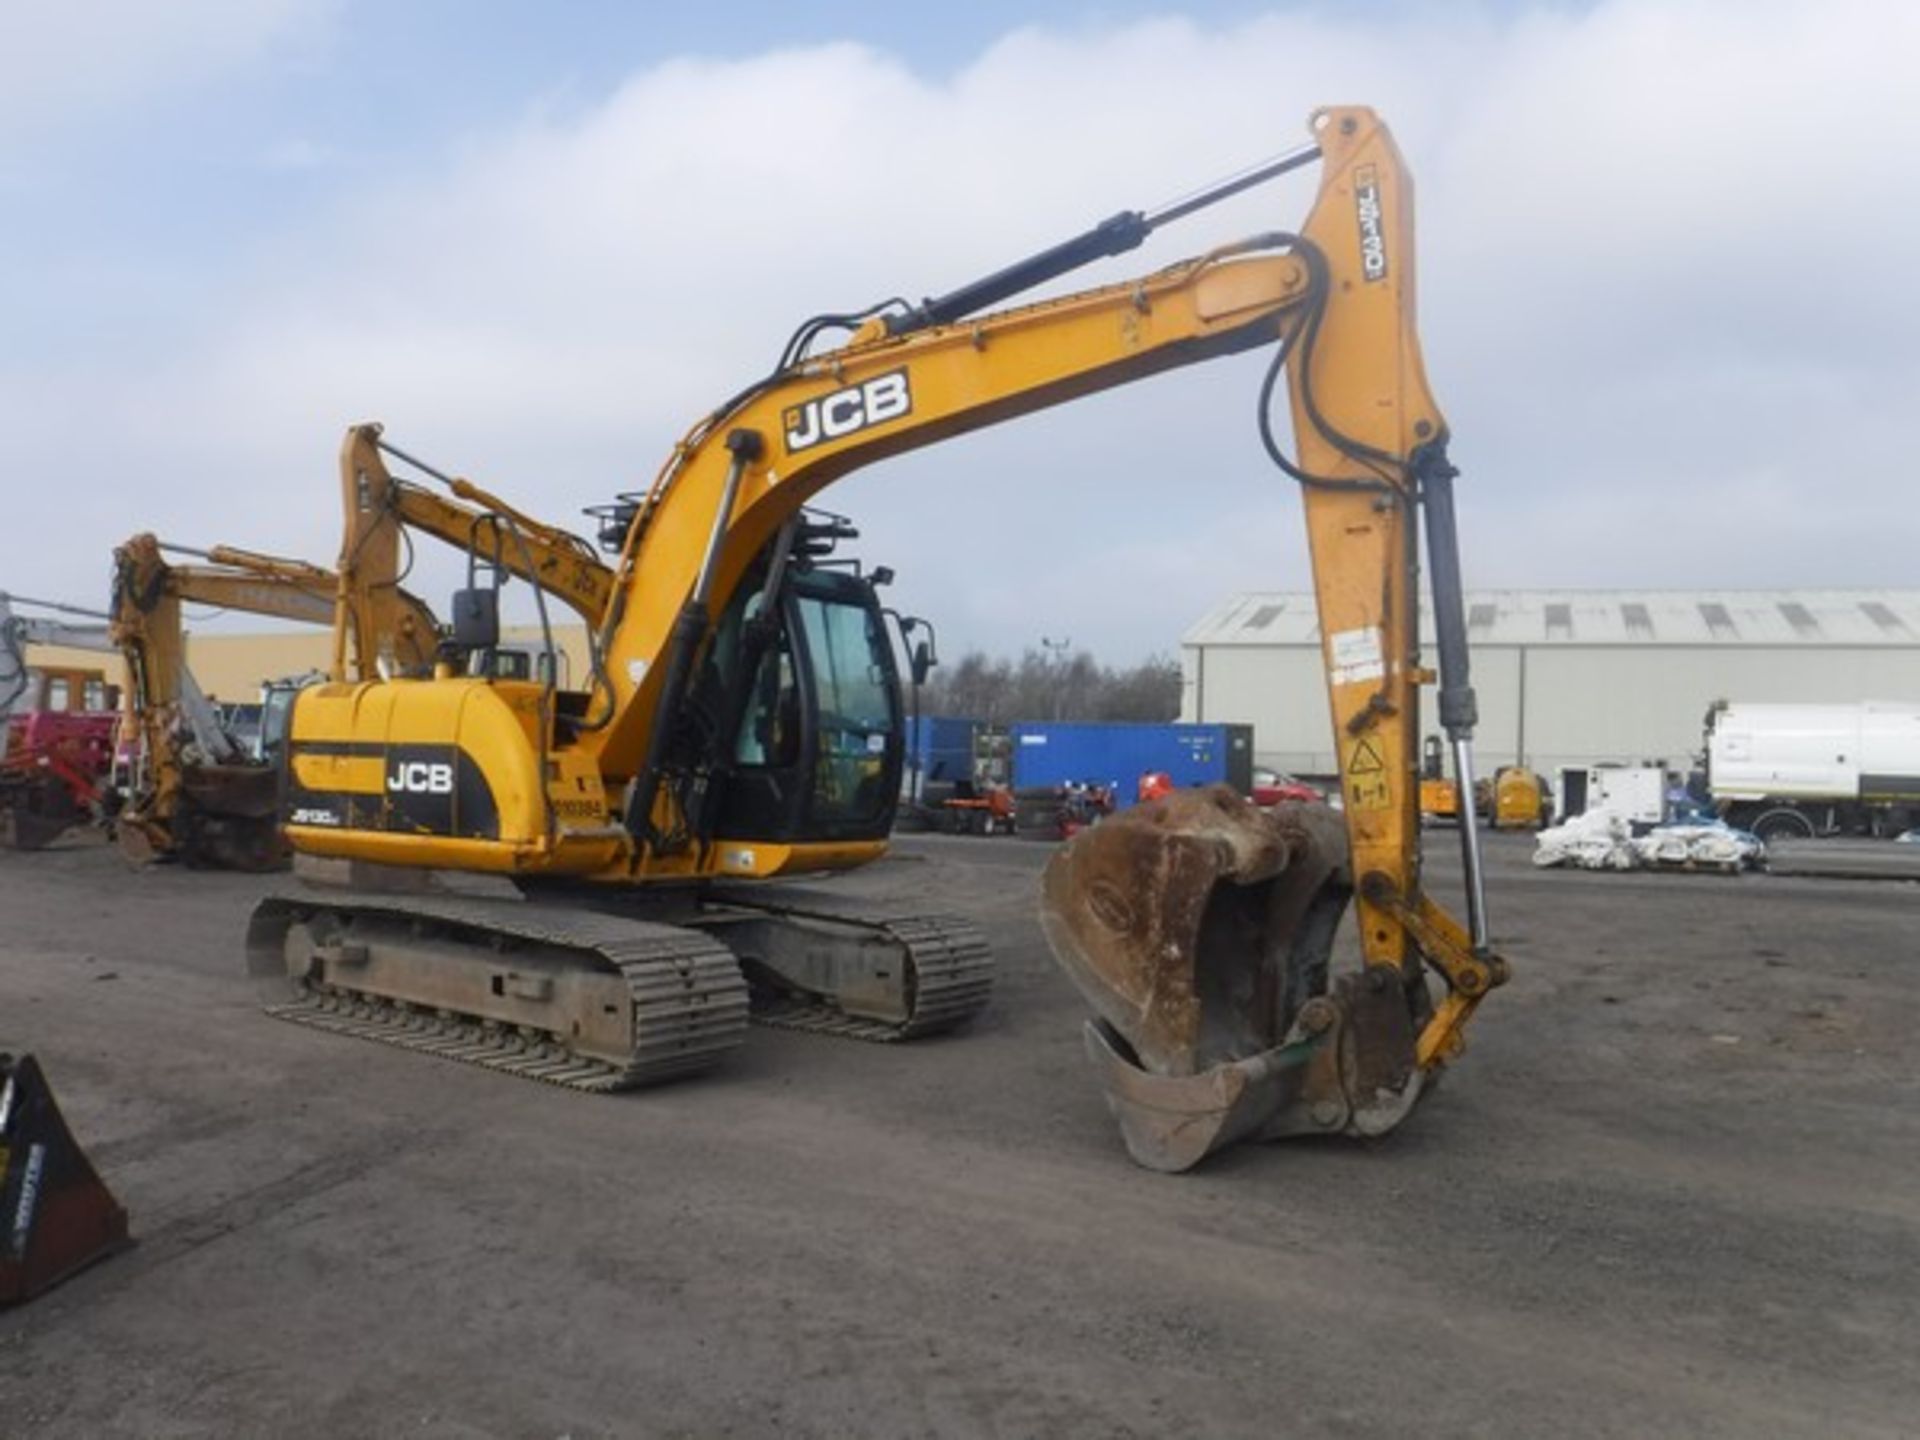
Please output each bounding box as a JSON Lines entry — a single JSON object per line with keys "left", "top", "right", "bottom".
{"left": 783, "top": 369, "right": 911, "bottom": 454}
{"left": 1354, "top": 165, "right": 1387, "bottom": 283}
{"left": 387, "top": 761, "right": 454, "bottom": 795}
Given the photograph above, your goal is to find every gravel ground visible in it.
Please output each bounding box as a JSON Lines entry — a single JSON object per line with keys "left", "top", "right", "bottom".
{"left": 0, "top": 829, "right": 1915, "bottom": 1438}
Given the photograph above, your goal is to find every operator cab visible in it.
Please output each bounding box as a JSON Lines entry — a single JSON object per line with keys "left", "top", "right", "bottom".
{"left": 696, "top": 563, "right": 904, "bottom": 846}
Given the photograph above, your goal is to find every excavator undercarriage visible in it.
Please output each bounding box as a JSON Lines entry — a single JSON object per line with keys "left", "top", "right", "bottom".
{"left": 246, "top": 882, "right": 995, "bottom": 1089}
{"left": 247, "top": 895, "right": 753, "bottom": 1090}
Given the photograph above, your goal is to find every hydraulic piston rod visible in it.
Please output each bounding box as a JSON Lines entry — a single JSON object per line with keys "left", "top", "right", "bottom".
{"left": 1416, "top": 442, "right": 1492, "bottom": 952}
{"left": 887, "top": 141, "right": 1322, "bottom": 336}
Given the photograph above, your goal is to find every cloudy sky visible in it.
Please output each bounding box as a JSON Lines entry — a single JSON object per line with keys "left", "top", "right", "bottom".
{"left": 4, "top": 0, "right": 1913, "bottom": 661}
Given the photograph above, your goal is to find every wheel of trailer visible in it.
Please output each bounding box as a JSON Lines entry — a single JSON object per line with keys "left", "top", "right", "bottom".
{"left": 1751, "top": 807, "right": 1815, "bottom": 842}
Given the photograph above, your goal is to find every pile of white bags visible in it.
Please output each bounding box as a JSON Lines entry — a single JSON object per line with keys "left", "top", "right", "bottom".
{"left": 1632, "top": 823, "right": 1762, "bottom": 869}
{"left": 1534, "top": 812, "right": 1763, "bottom": 871}
{"left": 1532, "top": 810, "right": 1636, "bottom": 870}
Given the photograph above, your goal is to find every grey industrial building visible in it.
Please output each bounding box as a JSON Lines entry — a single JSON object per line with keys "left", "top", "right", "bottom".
{"left": 1180, "top": 589, "right": 1920, "bottom": 780}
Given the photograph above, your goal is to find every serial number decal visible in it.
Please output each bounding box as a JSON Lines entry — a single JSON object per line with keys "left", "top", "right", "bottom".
{"left": 1355, "top": 165, "right": 1387, "bottom": 283}
{"left": 783, "top": 369, "right": 912, "bottom": 453}
{"left": 1328, "top": 625, "right": 1385, "bottom": 687}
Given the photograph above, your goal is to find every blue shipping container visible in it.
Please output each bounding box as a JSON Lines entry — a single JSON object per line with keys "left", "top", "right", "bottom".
{"left": 904, "top": 715, "right": 978, "bottom": 795}
{"left": 1009, "top": 722, "right": 1254, "bottom": 808}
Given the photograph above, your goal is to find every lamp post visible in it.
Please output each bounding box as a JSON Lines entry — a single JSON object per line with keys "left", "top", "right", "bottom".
{"left": 1040, "top": 634, "right": 1072, "bottom": 720}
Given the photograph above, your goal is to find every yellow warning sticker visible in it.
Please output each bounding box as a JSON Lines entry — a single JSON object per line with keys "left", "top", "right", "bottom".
{"left": 1347, "top": 777, "right": 1392, "bottom": 811}
{"left": 1344, "top": 738, "right": 1391, "bottom": 810}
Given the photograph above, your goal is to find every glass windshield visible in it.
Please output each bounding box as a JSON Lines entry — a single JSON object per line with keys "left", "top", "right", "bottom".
{"left": 797, "top": 594, "right": 895, "bottom": 823}
{"left": 259, "top": 688, "right": 299, "bottom": 763}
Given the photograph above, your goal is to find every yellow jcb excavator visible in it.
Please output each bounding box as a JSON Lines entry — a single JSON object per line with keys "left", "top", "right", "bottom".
{"left": 108, "top": 533, "right": 440, "bottom": 869}
{"left": 246, "top": 106, "right": 1506, "bottom": 1169}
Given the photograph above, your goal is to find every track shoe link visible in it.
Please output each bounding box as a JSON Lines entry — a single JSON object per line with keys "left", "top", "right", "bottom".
{"left": 247, "top": 894, "right": 750, "bottom": 1092}
{"left": 697, "top": 892, "right": 994, "bottom": 1042}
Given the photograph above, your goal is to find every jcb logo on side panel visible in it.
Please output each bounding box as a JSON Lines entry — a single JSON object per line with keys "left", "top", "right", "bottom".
{"left": 783, "top": 369, "right": 911, "bottom": 454}
{"left": 387, "top": 761, "right": 454, "bottom": 795}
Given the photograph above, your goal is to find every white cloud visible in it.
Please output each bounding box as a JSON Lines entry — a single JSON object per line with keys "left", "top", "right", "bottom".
{"left": 2, "top": 1, "right": 1916, "bottom": 661}
{"left": 0, "top": 0, "right": 334, "bottom": 143}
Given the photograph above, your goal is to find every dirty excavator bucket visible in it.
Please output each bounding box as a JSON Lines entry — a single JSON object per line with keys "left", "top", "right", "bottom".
{"left": 120, "top": 763, "right": 286, "bottom": 872}
{"left": 0, "top": 777, "right": 87, "bottom": 853}
{"left": 0, "top": 1054, "right": 130, "bottom": 1305}
{"left": 1040, "top": 788, "right": 1423, "bottom": 1172}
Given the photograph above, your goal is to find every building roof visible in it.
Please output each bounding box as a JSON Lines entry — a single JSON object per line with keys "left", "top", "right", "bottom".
{"left": 1183, "top": 589, "right": 1920, "bottom": 648}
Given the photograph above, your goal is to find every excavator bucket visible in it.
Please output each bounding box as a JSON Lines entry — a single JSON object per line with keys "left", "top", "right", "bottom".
{"left": 177, "top": 763, "right": 285, "bottom": 871}
{"left": 0, "top": 776, "right": 84, "bottom": 852}
{"left": 119, "top": 764, "right": 285, "bottom": 871}
{"left": 0, "top": 1054, "right": 130, "bottom": 1305}
{"left": 1041, "top": 787, "right": 1413, "bottom": 1172}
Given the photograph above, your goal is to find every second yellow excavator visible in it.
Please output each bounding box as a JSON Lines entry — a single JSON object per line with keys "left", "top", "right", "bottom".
{"left": 246, "top": 106, "right": 1506, "bottom": 1169}
{"left": 108, "top": 533, "right": 441, "bottom": 868}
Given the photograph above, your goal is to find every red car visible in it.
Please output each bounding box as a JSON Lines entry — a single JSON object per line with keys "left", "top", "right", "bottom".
{"left": 1251, "top": 767, "right": 1323, "bottom": 807}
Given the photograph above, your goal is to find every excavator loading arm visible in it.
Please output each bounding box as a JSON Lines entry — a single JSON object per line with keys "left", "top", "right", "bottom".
{"left": 109, "top": 532, "right": 437, "bottom": 869}
{"left": 332, "top": 424, "right": 614, "bottom": 663}
{"left": 254, "top": 107, "right": 1505, "bottom": 1139}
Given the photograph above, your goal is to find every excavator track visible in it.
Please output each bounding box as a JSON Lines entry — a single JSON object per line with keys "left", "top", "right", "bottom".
{"left": 247, "top": 894, "right": 750, "bottom": 1092}
{"left": 697, "top": 894, "right": 995, "bottom": 1042}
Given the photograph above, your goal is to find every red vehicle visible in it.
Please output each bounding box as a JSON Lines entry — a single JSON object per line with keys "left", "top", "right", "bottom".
{"left": 2, "top": 690, "right": 121, "bottom": 850}
{"left": 1, "top": 596, "right": 123, "bottom": 850}
{"left": 1251, "top": 766, "right": 1323, "bottom": 807}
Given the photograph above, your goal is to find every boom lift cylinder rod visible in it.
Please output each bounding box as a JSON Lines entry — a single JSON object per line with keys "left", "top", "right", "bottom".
{"left": 888, "top": 141, "right": 1322, "bottom": 336}
{"left": 370, "top": 436, "right": 458, "bottom": 488}
{"left": 623, "top": 428, "right": 763, "bottom": 848}
{"left": 1417, "top": 444, "right": 1491, "bottom": 952}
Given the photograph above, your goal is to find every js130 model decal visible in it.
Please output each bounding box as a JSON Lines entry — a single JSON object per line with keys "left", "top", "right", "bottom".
{"left": 1354, "top": 164, "right": 1387, "bottom": 283}
{"left": 783, "top": 369, "right": 912, "bottom": 453}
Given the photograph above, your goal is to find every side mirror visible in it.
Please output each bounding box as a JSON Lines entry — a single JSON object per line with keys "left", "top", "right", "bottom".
{"left": 450, "top": 588, "right": 500, "bottom": 651}
{"left": 911, "top": 641, "right": 934, "bottom": 688}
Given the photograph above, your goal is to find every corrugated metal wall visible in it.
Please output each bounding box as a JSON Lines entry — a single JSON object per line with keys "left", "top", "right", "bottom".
{"left": 1185, "top": 641, "right": 1920, "bottom": 779}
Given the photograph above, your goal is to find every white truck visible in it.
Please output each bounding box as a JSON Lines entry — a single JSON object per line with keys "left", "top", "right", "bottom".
{"left": 1705, "top": 701, "right": 1920, "bottom": 839}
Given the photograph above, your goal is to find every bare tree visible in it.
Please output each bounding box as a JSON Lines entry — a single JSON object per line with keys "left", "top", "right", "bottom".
{"left": 921, "top": 647, "right": 1181, "bottom": 724}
